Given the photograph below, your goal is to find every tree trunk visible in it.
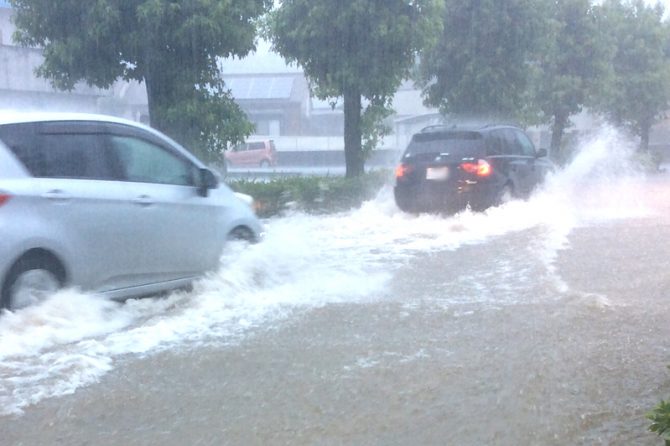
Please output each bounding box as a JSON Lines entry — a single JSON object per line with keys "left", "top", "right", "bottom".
{"left": 550, "top": 112, "right": 568, "bottom": 163}
{"left": 640, "top": 121, "right": 651, "bottom": 152}
{"left": 144, "top": 66, "right": 172, "bottom": 136}
{"left": 343, "top": 87, "right": 364, "bottom": 178}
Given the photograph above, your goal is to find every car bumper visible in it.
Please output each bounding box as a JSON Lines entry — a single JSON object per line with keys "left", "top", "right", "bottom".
{"left": 394, "top": 180, "right": 500, "bottom": 213}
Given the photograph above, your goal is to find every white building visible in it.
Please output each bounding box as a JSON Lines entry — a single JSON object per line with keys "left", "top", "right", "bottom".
{"left": 0, "top": 1, "right": 148, "bottom": 121}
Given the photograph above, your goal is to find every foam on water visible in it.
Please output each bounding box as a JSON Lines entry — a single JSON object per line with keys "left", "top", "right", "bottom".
{"left": 0, "top": 127, "right": 655, "bottom": 415}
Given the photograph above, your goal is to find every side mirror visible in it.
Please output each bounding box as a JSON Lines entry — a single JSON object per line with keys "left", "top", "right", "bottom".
{"left": 197, "top": 168, "right": 219, "bottom": 197}
{"left": 536, "top": 148, "right": 548, "bottom": 158}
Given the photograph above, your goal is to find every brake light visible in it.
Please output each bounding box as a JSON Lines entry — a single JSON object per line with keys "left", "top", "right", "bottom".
{"left": 0, "top": 193, "right": 10, "bottom": 206}
{"left": 460, "top": 159, "right": 492, "bottom": 177}
{"left": 395, "top": 163, "right": 413, "bottom": 178}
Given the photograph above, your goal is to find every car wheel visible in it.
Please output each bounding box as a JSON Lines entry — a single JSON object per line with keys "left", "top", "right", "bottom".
{"left": 227, "top": 226, "right": 256, "bottom": 243}
{"left": 259, "top": 160, "right": 270, "bottom": 168}
{"left": 1, "top": 256, "right": 64, "bottom": 310}
{"left": 497, "top": 184, "right": 514, "bottom": 206}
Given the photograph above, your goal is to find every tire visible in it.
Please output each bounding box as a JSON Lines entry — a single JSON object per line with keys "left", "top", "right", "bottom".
{"left": 497, "top": 184, "right": 514, "bottom": 206}
{"left": 394, "top": 188, "right": 418, "bottom": 214}
{"left": 260, "top": 160, "right": 270, "bottom": 168}
{"left": 227, "top": 226, "right": 256, "bottom": 243}
{"left": 1, "top": 256, "right": 64, "bottom": 310}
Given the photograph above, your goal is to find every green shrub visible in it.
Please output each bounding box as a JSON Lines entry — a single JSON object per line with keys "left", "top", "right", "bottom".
{"left": 227, "top": 170, "right": 391, "bottom": 217}
{"left": 648, "top": 399, "right": 670, "bottom": 445}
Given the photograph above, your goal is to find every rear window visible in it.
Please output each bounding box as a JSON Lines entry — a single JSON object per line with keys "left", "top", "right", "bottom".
{"left": 405, "top": 131, "right": 484, "bottom": 157}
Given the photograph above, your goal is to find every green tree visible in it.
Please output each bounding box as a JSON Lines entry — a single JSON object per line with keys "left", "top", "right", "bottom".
{"left": 535, "top": 0, "right": 613, "bottom": 160}
{"left": 9, "top": 0, "right": 271, "bottom": 161}
{"left": 269, "top": 0, "right": 443, "bottom": 177}
{"left": 593, "top": 0, "right": 670, "bottom": 151}
{"left": 418, "top": 0, "right": 548, "bottom": 124}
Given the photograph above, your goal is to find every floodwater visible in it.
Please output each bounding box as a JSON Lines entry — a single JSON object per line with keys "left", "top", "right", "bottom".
{"left": 2, "top": 129, "right": 670, "bottom": 445}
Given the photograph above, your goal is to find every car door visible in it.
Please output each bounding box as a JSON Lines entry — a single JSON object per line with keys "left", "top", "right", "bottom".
{"left": 514, "top": 129, "right": 550, "bottom": 187}
{"left": 502, "top": 129, "right": 536, "bottom": 197}
{"left": 246, "top": 142, "right": 266, "bottom": 165}
{"left": 29, "top": 121, "right": 143, "bottom": 291}
{"left": 106, "top": 125, "right": 225, "bottom": 285}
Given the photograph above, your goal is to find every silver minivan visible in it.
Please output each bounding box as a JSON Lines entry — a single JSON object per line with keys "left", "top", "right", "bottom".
{"left": 0, "top": 113, "right": 263, "bottom": 310}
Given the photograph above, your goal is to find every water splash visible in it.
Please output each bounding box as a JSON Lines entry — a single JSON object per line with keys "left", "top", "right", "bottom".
{"left": 0, "top": 127, "right": 655, "bottom": 416}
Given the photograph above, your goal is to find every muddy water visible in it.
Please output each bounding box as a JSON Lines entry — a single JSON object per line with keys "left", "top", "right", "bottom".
{"left": 4, "top": 210, "right": 670, "bottom": 445}
{"left": 2, "top": 131, "right": 670, "bottom": 445}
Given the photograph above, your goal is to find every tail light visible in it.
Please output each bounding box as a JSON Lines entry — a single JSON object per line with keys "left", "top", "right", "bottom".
{"left": 0, "top": 193, "right": 10, "bottom": 207}
{"left": 460, "top": 159, "right": 492, "bottom": 177}
{"left": 395, "top": 163, "right": 413, "bottom": 178}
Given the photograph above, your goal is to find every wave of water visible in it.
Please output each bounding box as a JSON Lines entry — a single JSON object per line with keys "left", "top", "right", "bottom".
{"left": 0, "top": 127, "right": 655, "bottom": 416}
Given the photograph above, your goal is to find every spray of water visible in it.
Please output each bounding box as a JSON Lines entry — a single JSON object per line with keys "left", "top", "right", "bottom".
{"left": 0, "top": 127, "right": 655, "bottom": 415}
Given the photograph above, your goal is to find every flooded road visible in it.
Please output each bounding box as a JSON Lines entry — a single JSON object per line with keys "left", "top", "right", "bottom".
{"left": 2, "top": 130, "right": 670, "bottom": 445}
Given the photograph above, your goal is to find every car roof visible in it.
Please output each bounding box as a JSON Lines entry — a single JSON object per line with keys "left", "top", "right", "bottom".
{"left": 0, "top": 111, "right": 145, "bottom": 128}
{"left": 419, "top": 123, "right": 521, "bottom": 134}
{"left": 0, "top": 111, "right": 206, "bottom": 167}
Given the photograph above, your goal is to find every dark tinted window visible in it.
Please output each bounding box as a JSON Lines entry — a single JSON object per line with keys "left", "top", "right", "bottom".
{"left": 497, "top": 129, "right": 520, "bottom": 155}
{"left": 486, "top": 131, "right": 505, "bottom": 156}
{"left": 38, "top": 133, "right": 113, "bottom": 179}
{"left": 513, "top": 130, "right": 536, "bottom": 156}
{"left": 0, "top": 123, "right": 115, "bottom": 179}
{"left": 405, "top": 132, "right": 484, "bottom": 156}
{"left": 0, "top": 123, "right": 43, "bottom": 175}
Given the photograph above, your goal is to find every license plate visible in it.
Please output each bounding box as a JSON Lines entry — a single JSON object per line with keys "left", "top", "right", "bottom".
{"left": 426, "top": 166, "right": 449, "bottom": 181}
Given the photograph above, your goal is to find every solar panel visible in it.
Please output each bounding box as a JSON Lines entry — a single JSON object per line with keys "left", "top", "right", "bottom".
{"left": 225, "top": 76, "right": 294, "bottom": 100}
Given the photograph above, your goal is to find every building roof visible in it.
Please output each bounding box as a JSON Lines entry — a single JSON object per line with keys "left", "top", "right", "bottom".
{"left": 226, "top": 75, "right": 296, "bottom": 100}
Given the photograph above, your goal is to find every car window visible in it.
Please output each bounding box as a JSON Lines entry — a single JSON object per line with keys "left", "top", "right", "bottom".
{"left": 0, "top": 123, "right": 43, "bottom": 175}
{"left": 405, "top": 132, "right": 484, "bottom": 157}
{"left": 37, "top": 133, "right": 114, "bottom": 179}
{"left": 486, "top": 131, "right": 505, "bottom": 156}
{"left": 109, "top": 135, "right": 194, "bottom": 186}
{"left": 514, "top": 130, "right": 536, "bottom": 157}
{"left": 501, "top": 129, "right": 522, "bottom": 155}
{"left": 249, "top": 142, "right": 265, "bottom": 150}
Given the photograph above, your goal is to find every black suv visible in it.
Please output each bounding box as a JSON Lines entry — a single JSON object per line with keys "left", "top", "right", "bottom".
{"left": 394, "top": 124, "right": 553, "bottom": 213}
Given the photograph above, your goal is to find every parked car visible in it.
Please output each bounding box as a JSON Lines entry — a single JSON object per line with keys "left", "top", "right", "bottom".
{"left": 0, "top": 113, "right": 263, "bottom": 311}
{"left": 394, "top": 124, "right": 554, "bottom": 213}
{"left": 225, "top": 140, "right": 277, "bottom": 167}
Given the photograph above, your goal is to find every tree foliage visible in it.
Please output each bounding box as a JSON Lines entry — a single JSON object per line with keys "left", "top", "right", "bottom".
{"left": 10, "top": 0, "right": 272, "bottom": 161}
{"left": 592, "top": 0, "right": 670, "bottom": 151}
{"left": 269, "top": 0, "right": 443, "bottom": 177}
{"left": 418, "top": 0, "right": 548, "bottom": 124}
{"left": 536, "top": 0, "right": 613, "bottom": 157}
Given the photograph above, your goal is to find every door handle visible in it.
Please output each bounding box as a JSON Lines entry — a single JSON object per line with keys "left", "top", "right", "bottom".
{"left": 133, "top": 195, "right": 154, "bottom": 207}
{"left": 42, "top": 189, "right": 71, "bottom": 202}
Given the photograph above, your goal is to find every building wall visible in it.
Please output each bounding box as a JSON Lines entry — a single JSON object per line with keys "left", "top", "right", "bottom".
{"left": 0, "top": 5, "right": 147, "bottom": 119}
{"left": 0, "top": 6, "right": 13, "bottom": 46}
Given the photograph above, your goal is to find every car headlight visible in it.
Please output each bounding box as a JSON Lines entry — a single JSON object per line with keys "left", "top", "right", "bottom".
{"left": 234, "top": 192, "right": 253, "bottom": 206}
{"left": 234, "top": 192, "right": 261, "bottom": 214}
